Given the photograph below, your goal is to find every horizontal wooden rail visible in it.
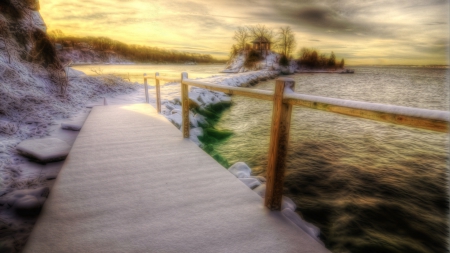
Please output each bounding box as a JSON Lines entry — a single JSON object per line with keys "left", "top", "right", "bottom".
{"left": 183, "top": 79, "right": 274, "bottom": 101}
{"left": 284, "top": 93, "right": 449, "bottom": 132}
{"left": 182, "top": 79, "right": 449, "bottom": 133}
{"left": 144, "top": 76, "right": 181, "bottom": 82}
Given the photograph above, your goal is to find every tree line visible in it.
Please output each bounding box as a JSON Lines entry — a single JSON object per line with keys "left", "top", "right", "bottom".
{"left": 298, "top": 48, "right": 344, "bottom": 69}
{"left": 47, "top": 30, "right": 225, "bottom": 64}
{"left": 230, "top": 25, "right": 345, "bottom": 69}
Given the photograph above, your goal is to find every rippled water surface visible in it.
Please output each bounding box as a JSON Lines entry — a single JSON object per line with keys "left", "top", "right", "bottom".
{"left": 213, "top": 67, "right": 449, "bottom": 253}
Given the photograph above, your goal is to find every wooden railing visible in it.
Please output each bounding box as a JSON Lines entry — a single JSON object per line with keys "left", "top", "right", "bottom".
{"left": 143, "top": 73, "right": 181, "bottom": 113}
{"left": 144, "top": 72, "right": 450, "bottom": 210}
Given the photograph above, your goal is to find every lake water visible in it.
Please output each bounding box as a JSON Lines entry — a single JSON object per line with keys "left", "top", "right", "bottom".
{"left": 212, "top": 66, "right": 449, "bottom": 253}
{"left": 73, "top": 64, "right": 449, "bottom": 253}
{"left": 71, "top": 63, "right": 226, "bottom": 84}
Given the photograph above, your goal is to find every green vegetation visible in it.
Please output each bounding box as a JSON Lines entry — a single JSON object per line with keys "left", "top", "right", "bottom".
{"left": 47, "top": 29, "right": 225, "bottom": 64}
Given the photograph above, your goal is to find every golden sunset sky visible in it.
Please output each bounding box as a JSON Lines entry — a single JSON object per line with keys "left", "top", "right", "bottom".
{"left": 40, "top": 0, "right": 449, "bottom": 65}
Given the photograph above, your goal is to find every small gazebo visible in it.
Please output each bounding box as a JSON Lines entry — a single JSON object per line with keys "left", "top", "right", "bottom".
{"left": 251, "top": 37, "right": 271, "bottom": 51}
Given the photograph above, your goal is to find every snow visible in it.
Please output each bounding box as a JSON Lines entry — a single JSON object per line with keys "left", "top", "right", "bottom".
{"left": 228, "top": 162, "right": 252, "bottom": 178}
{"left": 16, "top": 138, "right": 71, "bottom": 163}
{"left": 221, "top": 51, "right": 296, "bottom": 74}
{"left": 239, "top": 178, "right": 261, "bottom": 189}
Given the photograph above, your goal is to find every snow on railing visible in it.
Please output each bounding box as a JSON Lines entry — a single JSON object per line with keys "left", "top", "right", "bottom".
{"left": 144, "top": 72, "right": 449, "bottom": 210}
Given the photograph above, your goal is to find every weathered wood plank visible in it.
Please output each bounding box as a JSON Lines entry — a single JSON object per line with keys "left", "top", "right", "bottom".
{"left": 182, "top": 79, "right": 274, "bottom": 101}
{"left": 284, "top": 97, "right": 449, "bottom": 132}
{"left": 265, "top": 78, "right": 295, "bottom": 210}
{"left": 155, "top": 72, "right": 161, "bottom": 113}
{"left": 143, "top": 76, "right": 149, "bottom": 103}
{"left": 181, "top": 72, "right": 190, "bottom": 138}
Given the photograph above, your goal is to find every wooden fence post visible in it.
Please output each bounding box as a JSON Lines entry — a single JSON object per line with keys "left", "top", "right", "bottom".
{"left": 265, "top": 77, "right": 295, "bottom": 210}
{"left": 181, "top": 72, "right": 190, "bottom": 138}
{"left": 155, "top": 72, "right": 161, "bottom": 113}
{"left": 144, "top": 74, "right": 149, "bottom": 103}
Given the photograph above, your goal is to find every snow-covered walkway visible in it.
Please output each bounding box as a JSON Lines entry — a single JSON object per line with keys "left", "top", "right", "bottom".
{"left": 22, "top": 103, "right": 329, "bottom": 253}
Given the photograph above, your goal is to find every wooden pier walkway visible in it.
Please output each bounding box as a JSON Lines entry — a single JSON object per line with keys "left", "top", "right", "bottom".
{"left": 22, "top": 104, "right": 329, "bottom": 253}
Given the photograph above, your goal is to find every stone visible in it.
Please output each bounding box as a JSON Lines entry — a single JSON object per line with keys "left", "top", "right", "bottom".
{"left": 253, "top": 184, "right": 266, "bottom": 198}
{"left": 282, "top": 196, "right": 296, "bottom": 211}
{"left": 14, "top": 195, "right": 43, "bottom": 216}
{"left": 167, "top": 113, "right": 182, "bottom": 129}
{"left": 239, "top": 178, "right": 261, "bottom": 189}
{"left": 61, "top": 121, "right": 83, "bottom": 131}
{"left": 16, "top": 138, "right": 71, "bottom": 163}
{"left": 6, "top": 187, "right": 49, "bottom": 216}
{"left": 228, "top": 162, "right": 251, "bottom": 178}
{"left": 250, "top": 176, "right": 266, "bottom": 183}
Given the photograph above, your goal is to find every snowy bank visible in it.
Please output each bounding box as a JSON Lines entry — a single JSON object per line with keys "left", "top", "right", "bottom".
{"left": 159, "top": 70, "right": 278, "bottom": 146}
{"left": 222, "top": 51, "right": 297, "bottom": 74}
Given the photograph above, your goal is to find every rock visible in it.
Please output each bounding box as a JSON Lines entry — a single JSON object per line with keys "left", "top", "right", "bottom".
{"left": 14, "top": 195, "right": 43, "bottom": 216}
{"left": 250, "top": 176, "right": 266, "bottom": 183}
{"left": 167, "top": 113, "right": 182, "bottom": 129}
{"left": 171, "top": 109, "right": 181, "bottom": 114}
{"left": 193, "top": 114, "right": 208, "bottom": 127}
{"left": 61, "top": 121, "right": 83, "bottom": 131}
{"left": 228, "top": 162, "right": 251, "bottom": 178}
{"left": 173, "top": 97, "right": 181, "bottom": 105}
{"left": 189, "top": 97, "right": 201, "bottom": 109}
{"left": 189, "top": 127, "right": 204, "bottom": 145}
{"left": 282, "top": 196, "right": 296, "bottom": 211}
{"left": 239, "top": 178, "right": 261, "bottom": 189}
{"left": 165, "top": 102, "right": 175, "bottom": 111}
{"left": 253, "top": 184, "right": 266, "bottom": 198}
{"left": 6, "top": 187, "right": 49, "bottom": 216}
{"left": 16, "top": 138, "right": 71, "bottom": 163}
{"left": 281, "top": 209, "right": 322, "bottom": 244}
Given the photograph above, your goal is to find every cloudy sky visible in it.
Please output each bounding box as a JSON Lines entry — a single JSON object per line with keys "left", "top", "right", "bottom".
{"left": 40, "top": 0, "right": 448, "bottom": 65}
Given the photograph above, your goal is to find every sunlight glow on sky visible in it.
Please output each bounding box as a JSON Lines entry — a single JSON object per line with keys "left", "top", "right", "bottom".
{"left": 40, "top": 0, "right": 449, "bottom": 65}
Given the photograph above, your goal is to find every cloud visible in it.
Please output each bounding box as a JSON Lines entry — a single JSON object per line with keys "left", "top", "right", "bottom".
{"left": 39, "top": 0, "right": 449, "bottom": 64}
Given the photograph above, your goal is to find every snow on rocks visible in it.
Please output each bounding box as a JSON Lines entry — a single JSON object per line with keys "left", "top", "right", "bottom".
{"left": 160, "top": 70, "right": 277, "bottom": 134}
{"left": 238, "top": 178, "right": 261, "bottom": 189}
{"left": 61, "top": 121, "right": 84, "bottom": 131}
{"left": 228, "top": 162, "right": 252, "bottom": 178}
{"left": 253, "top": 184, "right": 266, "bottom": 198}
{"left": 189, "top": 127, "right": 204, "bottom": 145}
{"left": 16, "top": 138, "right": 71, "bottom": 163}
{"left": 3, "top": 187, "right": 49, "bottom": 216}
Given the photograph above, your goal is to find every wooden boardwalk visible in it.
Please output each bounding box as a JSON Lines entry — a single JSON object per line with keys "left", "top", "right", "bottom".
{"left": 22, "top": 104, "right": 329, "bottom": 253}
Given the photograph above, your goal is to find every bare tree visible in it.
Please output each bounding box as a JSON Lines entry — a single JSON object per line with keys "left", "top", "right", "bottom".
{"left": 277, "top": 26, "right": 296, "bottom": 58}
{"left": 232, "top": 26, "right": 250, "bottom": 52}
{"left": 247, "top": 24, "right": 274, "bottom": 56}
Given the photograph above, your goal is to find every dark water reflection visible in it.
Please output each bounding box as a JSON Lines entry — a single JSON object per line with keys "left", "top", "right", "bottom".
{"left": 213, "top": 67, "right": 449, "bottom": 253}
